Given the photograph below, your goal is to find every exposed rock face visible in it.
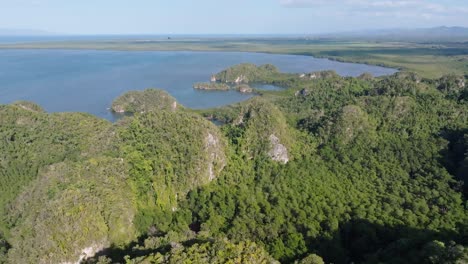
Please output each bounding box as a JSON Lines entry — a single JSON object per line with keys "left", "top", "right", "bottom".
{"left": 205, "top": 133, "right": 226, "bottom": 181}
{"left": 295, "top": 88, "right": 310, "bottom": 97}
{"left": 236, "top": 84, "right": 253, "bottom": 93}
{"left": 67, "top": 243, "right": 106, "bottom": 264}
{"left": 358, "top": 72, "right": 374, "bottom": 81}
{"left": 234, "top": 74, "right": 248, "bottom": 84}
{"left": 268, "top": 134, "right": 289, "bottom": 164}
{"left": 234, "top": 113, "right": 245, "bottom": 125}
{"left": 12, "top": 101, "right": 45, "bottom": 113}
{"left": 453, "top": 76, "right": 466, "bottom": 88}
{"left": 211, "top": 75, "right": 217, "bottom": 82}
{"left": 300, "top": 71, "right": 339, "bottom": 80}
{"left": 437, "top": 75, "right": 467, "bottom": 95}
{"left": 232, "top": 99, "right": 294, "bottom": 163}
{"left": 113, "top": 105, "right": 125, "bottom": 113}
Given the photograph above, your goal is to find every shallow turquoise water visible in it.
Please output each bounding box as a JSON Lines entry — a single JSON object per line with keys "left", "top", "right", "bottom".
{"left": 0, "top": 50, "right": 397, "bottom": 120}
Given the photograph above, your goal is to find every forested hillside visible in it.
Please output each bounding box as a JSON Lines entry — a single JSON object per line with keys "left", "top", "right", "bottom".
{"left": 0, "top": 67, "right": 467, "bottom": 263}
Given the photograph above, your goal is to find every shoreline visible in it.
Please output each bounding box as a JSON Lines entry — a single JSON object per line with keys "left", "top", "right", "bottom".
{"left": 0, "top": 44, "right": 401, "bottom": 74}
{"left": 1, "top": 38, "right": 462, "bottom": 79}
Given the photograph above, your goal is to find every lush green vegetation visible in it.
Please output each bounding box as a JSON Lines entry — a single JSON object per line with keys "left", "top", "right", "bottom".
{"left": 193, "top": 82, "right": 230, "bottom": 91}
{"left": 105, "top": 237, "right": 280, "bottom": 264}
{"left": 0, "top": 66, "right": 467, "bottom": 263}
{"left": 0, "top": 103, "right": 113, "bottom": 238}
{"left": 115, "top": 109, "right": 227, "bottom": 234}
{"left": 214, "top": 63, "right": 283, "bottom": 83}
{"left": 111, "top": 88, "right": 179, "bottom": 113}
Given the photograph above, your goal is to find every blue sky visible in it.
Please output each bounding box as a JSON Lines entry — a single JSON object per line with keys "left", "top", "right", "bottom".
{"left": 1, "top": 0, "right": 467, "bottom": 34}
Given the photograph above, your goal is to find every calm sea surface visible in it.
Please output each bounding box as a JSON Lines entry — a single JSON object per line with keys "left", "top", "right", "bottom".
{"left": 0, "top": 49, "right": 397, "bottom": 120}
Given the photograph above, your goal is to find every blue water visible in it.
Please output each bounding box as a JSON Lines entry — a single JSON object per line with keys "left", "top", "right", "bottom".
{"left": 0, "top": 35, "right": 301, "bottom": 44}
{"left": 0, "top": 49, "right": 397, "bottom": 121}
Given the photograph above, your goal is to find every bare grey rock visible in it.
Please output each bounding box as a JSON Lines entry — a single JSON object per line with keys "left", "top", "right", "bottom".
{"left": 268, "top": 134, "right": 289, "bottom": 164}
{"left": 234, "top": 74, "right": 248, "bottom": 84}
{"left": 295, "top": 88, "right": 310, "bottom": 97}
{"left": 234, "top": 113, "right": 245, "bottom": 126}
{"left": 61, "top": 243, "right": 107, "bottom": 264}
{"left": 205, "top": 133, "right": 226, "bottom": 181}
{"left": 236, "top": 84, "right": 253, "bottom": 93}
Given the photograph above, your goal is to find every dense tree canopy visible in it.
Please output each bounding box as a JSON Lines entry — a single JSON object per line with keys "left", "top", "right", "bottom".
{"left": 0, "top": 69, "right": 467, "bottom": 263}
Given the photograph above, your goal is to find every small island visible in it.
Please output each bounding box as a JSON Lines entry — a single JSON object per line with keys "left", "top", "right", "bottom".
{"left": 193, "top": 82, "right": 230, "bottom": 91}
{"left": 214, "top": 63, "right": 281, "bottom": 84}
{"left": 111, "top": 88, "right": 179, "bottom": 114}
{"left": 194, "top": 82, "right": 254, "bottom": 93}
{"left": 193, "top": 63, "right": 291, "bottom": 94}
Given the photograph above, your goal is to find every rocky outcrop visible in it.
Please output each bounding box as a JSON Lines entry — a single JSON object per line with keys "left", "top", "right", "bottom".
{"left": 234, "top": 74, "right": 248, "bottom": 84}
{"left": 230, "top": 98, "right": 294, "bottom": 163}
{"left": 236, "top": 84, "right": 253, "bottom": 93}
{"left": 268, "top": 134, "right": 289, "bottom": 164}
{"left": 234, "top": 112, "right": 245, "bottom": 125}
{"left": 358, "top": 72, "right": 374, "bottom": 81}
{"left": 205, "top": 133, "right": 226, "bottom": 181}
{"left": 295, "top": 88, "right": 310, "bottom": 97}
{"left": 117, "top": 110, "right": 227, "bottom": 214}
{"left": 12, "top": 101, "right": 45, "bottom": 112}
{"left": 437, "top": 75, "right": 466, "bottom": 94}
{"left": 300, "top": 70, "right": 339, "bottom": 80}
{"left": 62, "top": 243, "right": 106, "bottom": 264}
{"left": 113, "top": 105, "right": 125, "bottom": 113}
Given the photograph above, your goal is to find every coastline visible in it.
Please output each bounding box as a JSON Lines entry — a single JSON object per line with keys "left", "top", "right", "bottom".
{"left": 0, "top": 38, "right": 466, "bottom": 78}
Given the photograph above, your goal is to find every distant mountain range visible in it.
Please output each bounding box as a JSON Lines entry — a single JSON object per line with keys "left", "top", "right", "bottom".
{"left": 319, "top": 26, "right": 468, "bottom": 42}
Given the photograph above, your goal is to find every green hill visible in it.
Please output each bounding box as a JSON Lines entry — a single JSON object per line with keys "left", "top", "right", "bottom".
{"left": 111, "top": 89, "right": 180, "bottom": 114}
{"left": 0, "top": 67, "right": 467, "bottom": 263}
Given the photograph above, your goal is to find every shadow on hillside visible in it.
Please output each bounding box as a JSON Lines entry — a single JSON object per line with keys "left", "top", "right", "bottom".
{"left": 83, "top": 219, "right": 466, "bottom": 264}
{"left": 439, "top": 128, "right": 468, "bottom": 199}
{"left": 85, "top": 234, "right": 210, "bottom": 264}
{"left": 305, "top": 219, "right": 466, "bottom": 264}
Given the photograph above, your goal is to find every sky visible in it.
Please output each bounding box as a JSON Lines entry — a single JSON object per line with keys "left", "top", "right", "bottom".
{"left": 0, "top": 0, "right": 468, "bottom": 34}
